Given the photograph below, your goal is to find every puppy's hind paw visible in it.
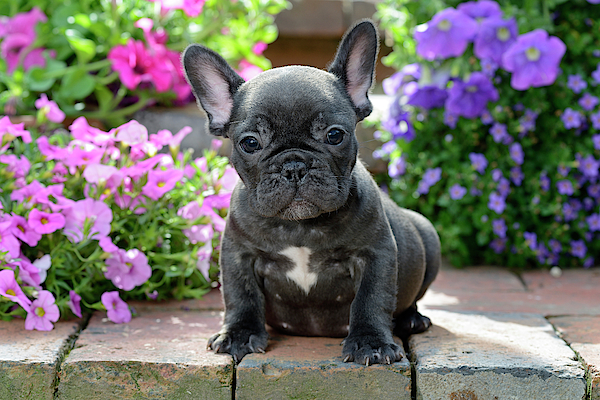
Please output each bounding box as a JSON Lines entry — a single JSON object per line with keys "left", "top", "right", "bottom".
{"left": 394, "top": 308, "right": 432, "bottom": 339}
{"left": 207, "top": 328, "right": 268, "bottom": 363}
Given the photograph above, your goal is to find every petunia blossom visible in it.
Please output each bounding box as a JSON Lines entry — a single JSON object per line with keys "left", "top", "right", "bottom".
{"left": 449, "top": 184, "right": 467, "bottom": 200}
{"left": 101, "top": 291, "right": 132, "bottom": 324}
{"left": 142, "top": 168, "right": 184, "bottom": 200}
{"left": 67, "top": 290, "right": 82, "bottom": 318}
{"left": 446, "top": 73, "right": 499, "bottom": 118}
{"left": 457, "top": 0, "right": 503, "bottom": 21}
{"left": 415, "top": 8, "right": 478, "bottom": 61}
{"left": 35, "top": 94, "right": 65, "bottom": 123}
{"left": 9, "top": 215, "right": 41, "bottom": 247}
{"left": 0, "top": 269, "right": 31, "bottom": 310}
{"left": 469, "top": 152, "right": 488, "bottom": 174}
{"left": 0, "top": 219, "right": 21, "bottom": 258}
{"left": 502, "top": 29, "right": 566, "bottom": 90}
{"left": 62, "top": 198, "right": 113, "bottom": 242}
{"left": 104, "top": 249, "right": 152, "bottom": 291}
{"left": 28, "top": 209, "right": 65, "bottom": 234}
{"left": 24, "top": 290, "right": 59, "bottom": 331}
{"left": 474, "top": 17, "right": 518, "bottom": 66}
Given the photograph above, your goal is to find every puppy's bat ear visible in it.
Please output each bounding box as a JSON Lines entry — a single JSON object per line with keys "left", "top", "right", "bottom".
{"left": 182, "top": 44, "right": 245, "bottom": 137}
{"left": 328, "top": 20, "right": 379, "bottom": 121}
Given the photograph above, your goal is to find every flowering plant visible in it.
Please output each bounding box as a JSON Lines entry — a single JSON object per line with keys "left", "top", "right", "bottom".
{"left": 0, "top": 0, "right": 288, "bottom": 126}
{"left": 374, "top": 0, "right": 600, "bottom": 268}
{"left": 0, "top": 100, "right": 237, "bottom": 330}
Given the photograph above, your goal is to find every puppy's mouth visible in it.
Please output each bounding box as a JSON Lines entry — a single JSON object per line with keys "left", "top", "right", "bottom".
{"left": 278, "top": 198, "right": 321, "bottom": 220}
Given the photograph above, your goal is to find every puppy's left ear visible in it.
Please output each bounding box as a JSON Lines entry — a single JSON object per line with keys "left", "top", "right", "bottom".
{"left": 328, "top": 20, "right": 379, "bottom": 121}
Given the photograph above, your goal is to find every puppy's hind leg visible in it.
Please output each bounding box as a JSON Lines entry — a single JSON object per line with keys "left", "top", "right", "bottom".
{"left": 393, "top": 304, "right": 432, "bottom": 339}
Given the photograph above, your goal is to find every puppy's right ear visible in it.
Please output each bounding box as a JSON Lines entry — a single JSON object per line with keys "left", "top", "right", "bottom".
{"left": 183, "top": 45, "right": 245, "bottom": 137}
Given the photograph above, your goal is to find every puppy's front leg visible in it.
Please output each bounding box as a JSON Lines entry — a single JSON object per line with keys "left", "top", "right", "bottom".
{"left": 208, "top": 237, "right": 268, "bottom": 363}
{"left": 342, "top": 247, "right": 403, "bottom": 365}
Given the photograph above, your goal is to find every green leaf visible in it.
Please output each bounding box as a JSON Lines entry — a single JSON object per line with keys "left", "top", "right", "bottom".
{"left": 25, "top": 67, "right": 56, "bottom": 92}
{"left": 94, "top": 84, "right": 113, "bottom": 112}
{"left": 65, "top": 29, "right": 97, "bottom": 64}
{"left": 59, "top": 68, "right": 96, "bottom": 100}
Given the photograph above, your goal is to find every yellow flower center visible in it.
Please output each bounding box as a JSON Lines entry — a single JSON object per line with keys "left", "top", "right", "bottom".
{"left": 526, "top": 47, "right": 541, "bottom": 62}
{"left": 496, "top": 27, "right": 510, "bottom": 41}
{"left": 18, "top": 225, "right": 25, "bottom": 233}
{"left": 6, "top": 289, "right": 16, "bottom": 296}
{"left": 35, "top": 307, "right": 46, "bottom": 317}
{"left": 438, "top": 19, "right": 452, "bottom": 31}
{"left": 41, "top": 218, "right": 49, "bottom": 225}
{"left": 126, "top": 262, "right": 133, "bottom": 269}
{"left": 467, "top": 85, "right": 478, "bottom": 93}
{"left": 157, "top": 181, "right": 165, "bottom": 188}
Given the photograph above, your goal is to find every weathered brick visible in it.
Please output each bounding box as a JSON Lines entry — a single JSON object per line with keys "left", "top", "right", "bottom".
{"left": 237, "top": 331, "right": 411, "bottom": 399}
{"left": 0, "top": 320, "right": 78, "bottom": 400}
{"left": 411, "top": 309, "right": 586, "bottom": 399}
{"left": 56, "top": 309, "right": 232, "bottom": 400}
{"left": 550, "top": 315, "right": 600, "bottom": 399}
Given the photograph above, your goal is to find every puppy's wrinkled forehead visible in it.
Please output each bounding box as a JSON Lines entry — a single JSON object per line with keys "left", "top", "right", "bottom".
{"left": 233, "top": 66, "right": 356, "bottom": 127}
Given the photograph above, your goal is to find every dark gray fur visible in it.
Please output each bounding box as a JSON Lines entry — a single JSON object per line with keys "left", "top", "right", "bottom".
{"left": 182, "top": 20, "right": 441, "bottom": 365}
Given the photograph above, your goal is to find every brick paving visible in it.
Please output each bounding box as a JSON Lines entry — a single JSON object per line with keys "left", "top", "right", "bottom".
{"left": 1, "top": 266, "right": 598, "bottom": 399}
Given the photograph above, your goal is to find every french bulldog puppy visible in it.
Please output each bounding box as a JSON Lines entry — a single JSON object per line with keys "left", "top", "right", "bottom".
{"left": 182, "top": 20, "right": 440, "bottom": 365}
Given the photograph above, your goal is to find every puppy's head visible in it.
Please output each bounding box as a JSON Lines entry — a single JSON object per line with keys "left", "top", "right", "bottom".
{"left": 183, "top": 20, "right": 379, "bottom": 220}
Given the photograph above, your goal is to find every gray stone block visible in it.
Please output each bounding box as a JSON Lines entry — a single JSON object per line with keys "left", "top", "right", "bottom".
{"left": 411, "top": 309, "right": 586, "bottom": 400}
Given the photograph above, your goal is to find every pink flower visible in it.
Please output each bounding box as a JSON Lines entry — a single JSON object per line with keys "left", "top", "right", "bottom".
{"left": 0, "top": 154, "right": 30, "bottom": 178}
{"left": 28, "top": 209, "right": 65, "bottom": 234}
{"left": 184, "top": 224, "right": 214, "bottom": 244}
{"left": 238, "top": 60, "right": 263, "bottom": 81}
{"left": 178, "top": 201, "right": 202, "bottom": 220}
{"left": 10, "top": 180, "right": 45, "bottom": 206}
{"left": 9, "top": 215, "right": 41, "bottom": 247}
{"left": 99, "top": 237, "right": 119, "bottom": 253}
{"left": 63, "top": 146, "right": 105, "bottom": 171}
{"left": 115, "top": 120, "right": 148, "bottom": 146}
{"left": 196, "top": 242, "right": 213, "bottom": 280}
{"left": 148, "top": 0, "right": 206, "bottom": 17}
{"left": 252, "top": 42, "right": 268, "bottom": 55}
{"left": 142, "top": 168, "right": 184, "bottom": 200}
{"left": 0, "top": 269, "right": 31, "bottom": 310}
{"left": 101, "top": 291, "right": 132, "bottom": 324}
{"left": 35, "top": 94, "right": 65, "bottom": 123}
{"left": 14, "top": 255, "right": 42, "bottom": 288}
{"left": 83, "top": 164, "right": 119, "bottom": 185}
{"left": 0, "top": 7, "right": 49, "bottom": 73}
{"left": 104, "top": 248, "right": 152, "bottom": 291}
{"left": 36, "top": 136, "right": 65, "bottom": 160}
{"left": 0, "top": 116, "right": 31, "bottom": 145}
{"left": 25, "top": 290, "right": 60, "bottom": 331}
{"left": 0, "top": 219, "right": 21, "bottom": 258}
{"left": 216, "top": 167, "right": 239, "bottom": 193}
{"left": 63, "top": 198, "right": 113, "bottom": 242}
{"left": 69, "top": 117, "right": 114, "bottom": 146}
{"left": 67, "top": 290, "right": 82, "bottom": 318}
{"left": 108, "top": 39, "right": 173, "bottom": 92}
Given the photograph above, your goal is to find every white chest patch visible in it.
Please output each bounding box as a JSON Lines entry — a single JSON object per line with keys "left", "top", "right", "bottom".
{"left": 280, "top": 246, "right": 316, "bottom": 294}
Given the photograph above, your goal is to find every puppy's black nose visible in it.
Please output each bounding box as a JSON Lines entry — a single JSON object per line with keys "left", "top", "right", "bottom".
{"left": 282, "top": 160, "right": 308, "bottom": 182}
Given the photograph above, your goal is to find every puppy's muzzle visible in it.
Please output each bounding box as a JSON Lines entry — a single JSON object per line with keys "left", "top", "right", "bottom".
{"left": 282, "top": 160, "right": 308, "bottom": 183}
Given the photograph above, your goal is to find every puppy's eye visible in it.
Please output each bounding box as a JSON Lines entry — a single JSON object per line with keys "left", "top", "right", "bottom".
{"left": 326, "top": 128, "right": 344, "bottom": 145}
{"left": 239, "top": 136, "right": 262, "bottom": 154}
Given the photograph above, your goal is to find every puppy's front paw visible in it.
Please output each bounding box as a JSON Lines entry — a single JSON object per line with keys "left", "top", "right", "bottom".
{"left": 207, "top": 328, "right": 268, "bottom": 363}
{"left": 342, "top": 334, "right": 403, "bottom": 366}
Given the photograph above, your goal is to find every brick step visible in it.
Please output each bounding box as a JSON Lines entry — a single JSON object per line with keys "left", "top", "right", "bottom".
{"left": 1, "top": 266, "right": 599, "bottom": 399}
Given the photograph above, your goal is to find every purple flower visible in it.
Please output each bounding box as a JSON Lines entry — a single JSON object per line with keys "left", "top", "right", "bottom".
{"left": 446, "top": 73, "right": 499, "bottom": 118}
{"left": 492, "top": 169, "right": 503, "bottom": 182}
{"left": 407, "top": 85, "right": 448, "bottom": 109}
{"left": 490, "top": 238, "right": 506, "bottom": 253}
{"left": 488, "top": 191, "right": 506, "bottom": 214}
{"left": 474, "top": 17, "right": 518, "bottom": 65}
{"left": 562, "top": 203, "right": 577, "bottom": 221}
{"left": 489, "top": 123, "right": 508, "bottom": 143}
{"left": 593, "top": 135, "right": 600, "bottom": 150}
{"left": 382, "top": 101, "right": 415, "bottom": 141}
{"left": 415, "top": 8, "right": 478, "bottom": 61}
{"left": 558, "top": 165, "right": 571, "bottom": 177}
{"left": 480, "top": 110, "right": 494, "bottom": 124}
{"left": 540, "top": 172, "right": 550, "bottom": 191}
{"left": 584, "top": 198, "right": 595, "bottom": 211}
{"left": 444, "top": 111, "right": 458, "bottom": 128}
{"left": 509, "top": 143, "right": 524, "bottom": 165}
{"left": 101, "top": 291, "right": 132, "bottom": 324}
{"left": 557, "top": 180, "right": 574, "bottom": 195}
{"left": 584, "top": 257, "right": 595, "bottom": 269}
{"left": 570, "top": 240, "right": 587, "bottom": 259}
{"left": 104, "top": 249, "right": 152, "bottom": 291}
{"left": 589, "top": 184, "right": 600, "bottom": 198}
{"left": 67, "top": 290, "right": 82, "bottom": 318}
{"left": 587, "top": 214, "right": 600, "bottom": 231}
{"left": 593, "top": 64, "right": 600, "bottom": 84}
{"left": 567, "top": 74, "right": 588, "bottom": 93}
{"left": 519, "top": 109, "right": 538, "bottom": 133}
{"left": 24, "top": 290, "right": 59, "bottom": 331}
{"left": 457, "top": 0, "right": 503, "bottom": 20}
{"left": 591, "top": 111, "right": 600, "bottom": 130}
{"left": 579, "top": 93, "right": 599, "bottom": 111}
{"left": 34, "top": 94, "right": 65, "bottom": 123}
{"left": 579, "top": 155, "right": 599, "bottom": 179}
{"left": 502, "top": 29, "right": 566, "bottom": 90}
{"left": 449, "top": 184, "right": 467, "bottom": 200}
{"left": 469, "top": 152, "right": 488, "bottom": 174}
{"left": 492, "top": 218, "right": 507, "bottom": 238}
{"left": 548, "top": 239, "right": 562, "bottom": 254}
{"left": 382, "top": 65, "right": 420, "bottom": 96}
{"left": 561, "top": 108, "right": 583, "bottom": 129}
{"left": 480, "top": 59, "right": 499, "bottom": 77}
{"left": 524, "top": 232, "right": 537, "bottom": 251}
{"left": 417, "top": 167, "right": 442, "bottom": 194}
{"left": 510, "top": 167, "right": 524, "bottom": 186}
{"left": 388, "top": 156, "right": 406, "bottom": 178}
